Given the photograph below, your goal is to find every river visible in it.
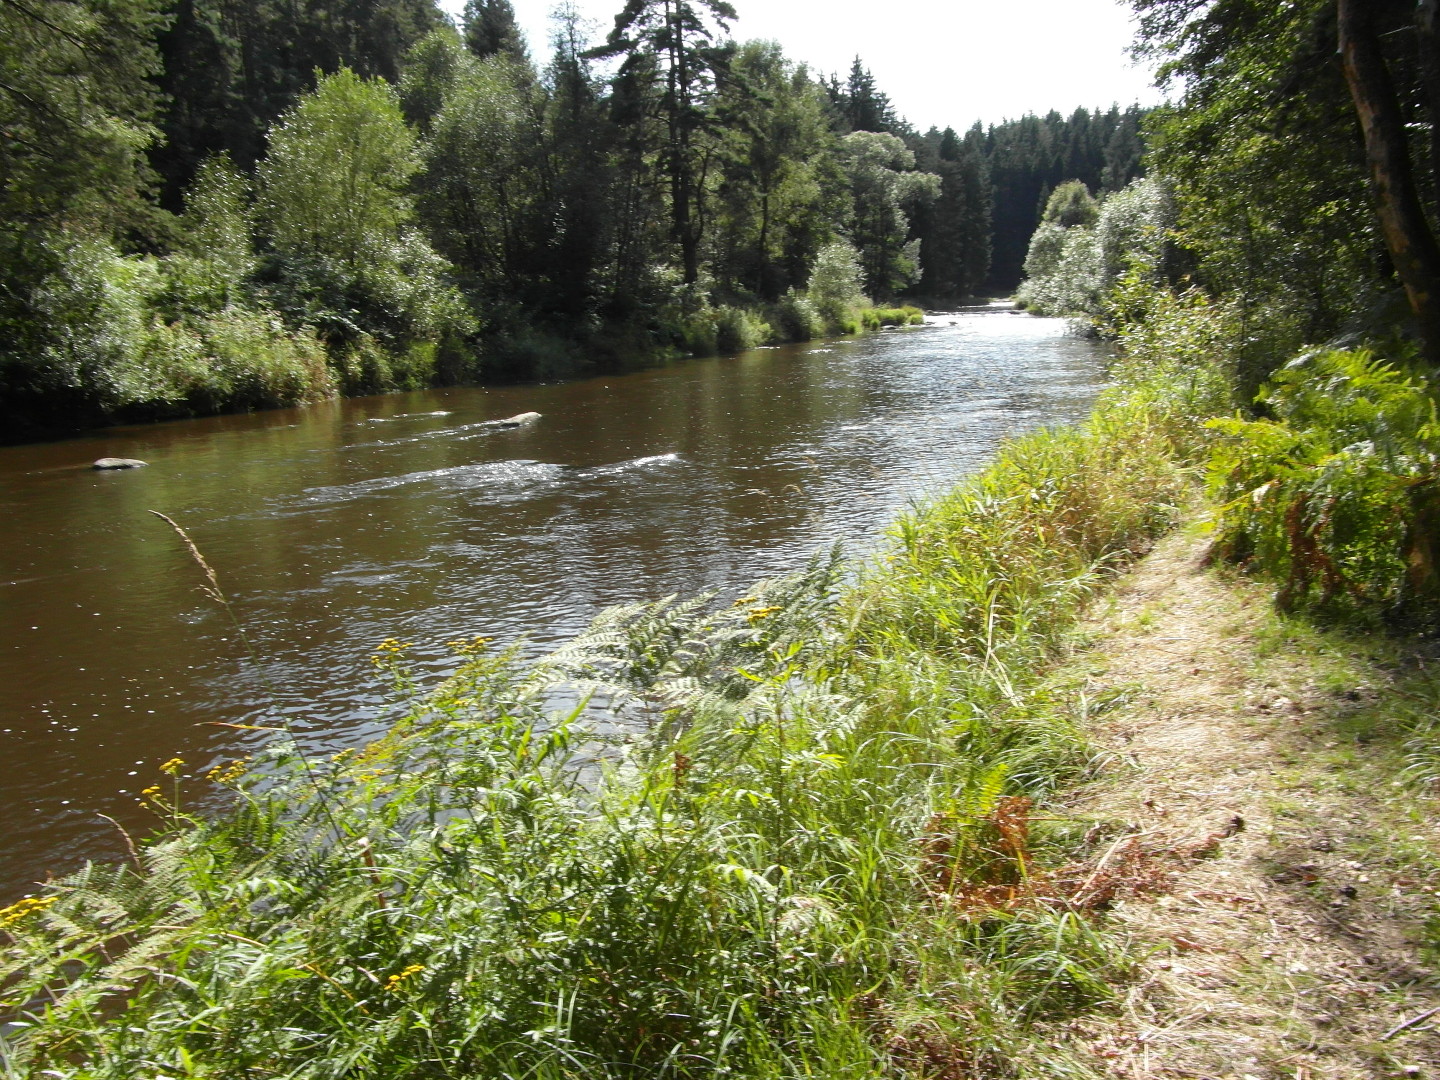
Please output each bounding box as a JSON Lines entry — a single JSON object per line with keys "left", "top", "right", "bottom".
{"left": 0, "top": 308, "right": 1106, "bottom": 897}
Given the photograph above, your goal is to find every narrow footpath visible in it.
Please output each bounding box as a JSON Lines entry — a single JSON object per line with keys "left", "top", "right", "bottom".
{"left": 1051, "top": 529, "right": 1440, "bottom": 1078}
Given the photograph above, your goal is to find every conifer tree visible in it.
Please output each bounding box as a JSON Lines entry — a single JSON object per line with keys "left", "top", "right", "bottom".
{"left": 591, "top": 0, "right": 737, "bottom": 285}
{"left": 462, "top": 0, "right": 527, "bottom": 61}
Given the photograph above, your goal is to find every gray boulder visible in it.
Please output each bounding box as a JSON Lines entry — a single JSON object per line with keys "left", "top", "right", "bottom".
{"left": 92, "top": 457, "right": 148, "bottom": 470}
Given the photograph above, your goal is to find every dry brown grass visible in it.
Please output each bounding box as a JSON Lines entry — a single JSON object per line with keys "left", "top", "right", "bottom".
{"left": 1041, "top": 528, "right": 1440, "bottom": 1078}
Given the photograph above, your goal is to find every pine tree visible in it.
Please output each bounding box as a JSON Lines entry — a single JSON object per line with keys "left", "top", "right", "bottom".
{"left": 462, "top": 0, "right": 527, "bottom": 61}
{"left": 590, "top": 0, "right": 738, "bottom": 285}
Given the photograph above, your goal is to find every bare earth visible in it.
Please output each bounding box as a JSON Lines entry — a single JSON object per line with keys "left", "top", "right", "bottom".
{"left": 1054, "top": 528, "right": 1440, "bottom": 1078}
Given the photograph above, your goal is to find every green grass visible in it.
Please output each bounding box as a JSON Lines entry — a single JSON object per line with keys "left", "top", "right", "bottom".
{"left": 0, "top": 352, "right": 1232, "bottom": 1079}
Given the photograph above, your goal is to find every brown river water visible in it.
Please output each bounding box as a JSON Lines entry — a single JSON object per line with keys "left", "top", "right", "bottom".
{"left": 0, "top": 308, "right": 1106, "bottom": 897}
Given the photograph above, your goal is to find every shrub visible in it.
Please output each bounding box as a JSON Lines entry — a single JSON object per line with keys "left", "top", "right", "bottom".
{"left": 868, "top": 305, "right": 924, "bottom": 327}
{"left": 713, "top": 305, "right": 772, "bottom": 353}
{"left": 773, "top": 291, "right": 823, "bottom": 341}
{"left": 675, "top": 304, "right": 773, "bottom": 357}
{"left": 197, "top": 307, "right": 336, "bottom": 408}
{"left": 1098, "top": 277, "right": 1240, "bottom": 458}
{"left": 806, "top": 240, "right": 866, "bottom": 332}
{"left": 1018, "top": 177, "right": 1175, "bottom": 319}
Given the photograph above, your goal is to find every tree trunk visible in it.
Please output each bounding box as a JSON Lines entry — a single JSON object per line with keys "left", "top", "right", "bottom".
{"left": 1337, "top": 0, "right": 1440, "bottom": 366}
{"left": 1419, "top": 0, "right": 1440, "bottom": 207}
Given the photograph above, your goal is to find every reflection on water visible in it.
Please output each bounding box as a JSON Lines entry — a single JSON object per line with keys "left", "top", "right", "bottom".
{"left": 0, "top": 309, "right": 1106, "bottom": 895}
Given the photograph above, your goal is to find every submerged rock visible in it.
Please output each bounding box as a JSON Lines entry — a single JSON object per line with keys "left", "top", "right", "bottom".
{"left": 91, "top": 457, "right": 148, "bottom": 470}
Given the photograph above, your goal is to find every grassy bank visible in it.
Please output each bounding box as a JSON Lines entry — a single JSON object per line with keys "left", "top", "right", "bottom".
{"left": 0, "top": 330, "right": 1231, "bottom": 1077}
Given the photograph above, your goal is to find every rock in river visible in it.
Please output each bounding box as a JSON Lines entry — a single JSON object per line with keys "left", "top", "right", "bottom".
{"left": 492, "top": 412, "right": 541, "bottom": 428}
{"left": 91, "top": 457, "right": 148, "bottom": 470}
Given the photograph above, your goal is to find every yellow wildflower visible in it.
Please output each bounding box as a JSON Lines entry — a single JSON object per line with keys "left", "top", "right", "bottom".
{"left": 384, "top": 964, "right": 425, "bottom": 992}
{"left": 206, "top": 756, "right": 250, "bottom": 785}
{"left": 0, "top": 896, "right": 56, "bottom": 929}
{"left": 447, "top": 635, "right": 493, "bottom": 655}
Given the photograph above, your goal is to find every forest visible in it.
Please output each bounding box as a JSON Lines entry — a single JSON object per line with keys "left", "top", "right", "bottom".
{"left": 0, "top": 0, "right": 1146, "bottom": 440}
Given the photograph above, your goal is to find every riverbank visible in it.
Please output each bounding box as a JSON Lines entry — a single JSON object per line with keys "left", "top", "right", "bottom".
{"left": 0, "top": 309, "right": 1096, "bottom": 898}
{"left": 0, "top": 294, "right": 927, "bottom": 446}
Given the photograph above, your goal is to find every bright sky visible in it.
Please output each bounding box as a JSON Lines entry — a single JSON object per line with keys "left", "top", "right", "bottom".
{"left": 447, "top": 0, "right": 1167, "bottom": 132}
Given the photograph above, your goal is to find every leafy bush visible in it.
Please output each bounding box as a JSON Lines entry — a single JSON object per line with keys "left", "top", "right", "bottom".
{"left": 714, "top": 304, "right": 772, "bottom": 352}
{"left": 1098, "top": 277, "right": 1240, "bottom": 458}
{"left": 866, "top": 305, "right": 924, "bottom": 328}
{"left": 772, "top": 290, "right": 823, "bottom": 341}
{"left": 1018, "top": 177, "right": 1174, "bottom": 319}
{"left": 197, "top": 307, "right": 336, "bottom": 407}
{"left": 806, "top": 240, "right": 866, "bottom": 332}
{"left": 20, "top": 238, "right": 336, "bottom": 416}
{"left": 1207, "top": 347, "right": 1440, "bottom": 622}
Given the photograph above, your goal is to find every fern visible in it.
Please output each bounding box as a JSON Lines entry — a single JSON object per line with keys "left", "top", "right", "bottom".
{"left": 1208, "top": 347, "right": 1440, "bottom": 620}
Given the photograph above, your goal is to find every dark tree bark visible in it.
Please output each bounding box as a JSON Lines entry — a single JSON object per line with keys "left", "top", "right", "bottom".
{"left": 1419, "top": 0, "right": 1440, "bottom": 205}
{"left": 1337, "top": 0, "right": 1440, "bottom": 365}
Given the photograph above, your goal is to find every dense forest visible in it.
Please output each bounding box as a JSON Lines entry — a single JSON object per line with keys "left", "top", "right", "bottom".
{"left": 0, "top": 0, "right": 1146, "bottom": 440}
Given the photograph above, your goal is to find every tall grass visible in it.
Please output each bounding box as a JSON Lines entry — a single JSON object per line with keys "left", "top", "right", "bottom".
{"left": 0, "top": 355, "right": 1230, "bottom": 1078}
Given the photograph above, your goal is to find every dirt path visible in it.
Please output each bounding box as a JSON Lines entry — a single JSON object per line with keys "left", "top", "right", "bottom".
{"left": 1054, "top": 529, "right": 1440, "bottom": 1078}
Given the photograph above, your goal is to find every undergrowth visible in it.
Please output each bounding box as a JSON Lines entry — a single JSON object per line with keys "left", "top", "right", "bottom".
{"left": 1207, "top": 347, "right": 1440, "bottom": 626}
{"left": 0, "top": 352, "right": 1231, "bottom": 1078}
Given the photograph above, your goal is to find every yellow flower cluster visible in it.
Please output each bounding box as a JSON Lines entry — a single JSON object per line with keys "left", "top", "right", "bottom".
{"left": 383, "top": 964, "right": 425, "bottom": 992}
{"left": 745, "top": 605, "right": 783, "bottom": 624}
{"left": 371, "top": 638, "right": 413, "bottom": 667}
{"left": 446, "top": 635, "right": 494, "bottom": 656}
{"left": 160, "top": 757, "right": 185, "bottom": 776}
{"left": 206, "top": 755, "right": 251, "bottom": 785}
{"left": 138, "top": 784, "right": 165, "bottom": 807}
{"left": 0, "top": 896, "right": 56, "bottom": 929}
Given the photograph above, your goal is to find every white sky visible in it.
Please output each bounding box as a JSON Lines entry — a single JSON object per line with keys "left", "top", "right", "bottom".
{"left": 443, "top": 0, "right": 1168, "bottom": 132}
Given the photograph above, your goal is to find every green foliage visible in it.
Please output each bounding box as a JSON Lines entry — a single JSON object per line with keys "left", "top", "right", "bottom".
{"left": 805, "top": 240, "right": 867, "bottom": 332}
{"left": 1097, "top": 277, "right": 1240, "bottom": 458}
{"left": 416, "top": 53, "right": 543, "bottom": 303}
{"left": 772, "top": 291, "right": 824, "bottom": 341}
{"left": 837, "top": 131, "right": 939, "bottom": 299}
{"left": 10, "top": 237, "right": 335, "bottom": 417}
{"left": 914, "top": 128, "right": 992, "bottom": 299}
{"left": 162, "top": 155, "right": 258, "bottom": 316}
{"left": 1017, "top": 177, "right": 1174, "bottom": 318}
{"left": 680, "top": 304, "right": 773, "bottom": 355}
{"left": 1016, "top": 222, "right": 1102, "bottom": 316}
{"left": 1042, "top": 180, "right": 1099, "bottom": 228}
{"left": 983, "top": 106, "right": 1149, "bottom": 290}
{"left": 261, "top": 69, "right": 421, "bottom": 268}
{"left": 0, "top": 0, "right": 166, "bottom": 240}
{"left": 260, "top": 68, "right": 473, "bottom": 359}
{"left": 1208, "top": 348, "right": 1440, "bottom": 621}
{"left": 710, "top": 42, "right": 840, "bottom": 303}
{"left": 1134, "top": 0, "right": 1388, "bottom": 353}
{"left": 460, "top": 0, "right": 526, "bottom": 62}
{"left": 861, "top": 306, "right": 924, "bottom": 329}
